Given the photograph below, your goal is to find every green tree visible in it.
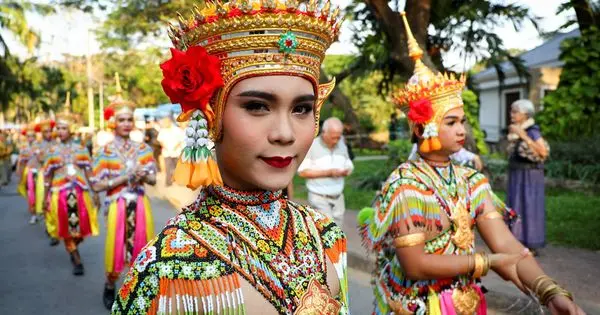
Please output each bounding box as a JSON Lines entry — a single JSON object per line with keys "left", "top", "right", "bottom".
{"left": 345, "top": 0, "right": 537, "bottom": 91}
{"left": 538, "top": 26, "right": 600, "bottom": 140}
{"left": 0, "top": 1, "right": 54, "bottom": 56}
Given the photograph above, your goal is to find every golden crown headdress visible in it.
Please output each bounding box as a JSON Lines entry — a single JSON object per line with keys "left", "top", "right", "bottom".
{"left": 56, "top": 92, "right": 78, "bottom": 126}
{"left": 104, "top": 73, "right": 136, "bottom": 127}
{"left": 391, "top": 12, "right": 465, "bottom": 152}
{"left": 35, "top": 118, "right": 55, "bottom": 132}
{"left": 162, "top": 0, "right": 343, "bottom": 189}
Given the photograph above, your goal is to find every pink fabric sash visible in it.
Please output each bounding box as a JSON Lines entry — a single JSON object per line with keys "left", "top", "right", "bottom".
{"left": 132, "top": 195, "right": 148, "bottom": 263}
{"left": 27, "top": 171, "right": 35, "bottom": 209}
{"left": 440, "top": 291, "right": 457, "bottom": 315}
{"left": 439, "top": 285, "right": 487, "bottom": 315}
{"left": 57, "top": 190, "right": 69, "bottom": 239}
{"left": 113, "top": 198, "right": 127, "bottom": 273}
{"left": 474, "top": 285, "right": 487, "bottom": 315}
{"left": 76, "top": 188, "right": 91, "bottom": 237}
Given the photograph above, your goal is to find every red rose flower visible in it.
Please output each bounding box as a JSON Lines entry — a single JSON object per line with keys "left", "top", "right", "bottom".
{"left": 49, "top": 120, "right": 56, "bottom": 129}
{"left": 160, "top": 46, "right": 224, "bottom": 118}
{"left": 408, "top": 98, "right": 433, "bottom": 124}
{"left": 34, "top": 124, "right": 41, "bottom": 133}
{"left": 104, "top": 107, "right": 115, "bottom": 121}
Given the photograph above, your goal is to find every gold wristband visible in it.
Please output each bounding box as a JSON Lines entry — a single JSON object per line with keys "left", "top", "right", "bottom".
{"left": 467, "top": 255, "right": 474, "bottom": 275}
{"left": 472, "top": 253, "right": 485, "bottom": 279}
{"left": 479, "top": 211, "right": 503, "bottom": 221}
{"left": 393, "top": 233, "right": 426, "bottom": 248}
{"left": 481, "top": 253, "right": 490, "bottom": 277}
{"left": 533, "top": 275, "right": 556, "bottom": 295}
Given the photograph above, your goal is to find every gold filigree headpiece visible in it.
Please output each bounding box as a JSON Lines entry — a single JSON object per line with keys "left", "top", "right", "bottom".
{"left": 391, "top": 12, "right": 465, "bottom": 152}
{"left": 163, "top": 0, "right": 343, "bottom": 189}
{"left": 168, "top": 0, "right": 341, "bottom": 136}
{"left": 56, "top": 92, "right": 78, "bottom": 127}
{"left": 104, "top": 73, "right": 136, "bottom": 128}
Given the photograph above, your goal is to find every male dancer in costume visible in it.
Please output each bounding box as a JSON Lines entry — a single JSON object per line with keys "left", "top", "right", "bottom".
{"left": 16, "top": 124, "right": 40, "bottom": 224}
{"left": 358, "top": 12, "right": 584, "bottom": 315}
{"left": 93, "top": 73, "right": 157, "bottom": 309}
{"left": 44, "top": 104, "right": 99, "bottom": 275}
{"left": 32, "top": 118, "right": 61, "bottom": 246}
{"left": 113, "top": 1, "right": 348, "bottom": 314}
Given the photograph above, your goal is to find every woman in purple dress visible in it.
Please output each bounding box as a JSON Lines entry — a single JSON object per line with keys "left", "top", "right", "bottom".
{"left": 507, "top": 99, "right": 549, "bottom": 254}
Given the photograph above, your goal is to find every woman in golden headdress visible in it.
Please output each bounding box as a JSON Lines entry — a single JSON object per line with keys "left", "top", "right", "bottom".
{"left": 43, "top": 94, "right": 99, "bottom": 276}
{"left": 93, "top": 73, "right": 157, "bottom": 309}
{"left": 358, "top": 12, "right": 584, "bottom": 315}
{"left": 16, "top": 123, "right": 40, "bottom": 224}
{"left": 113, "top": 1, "right": 347, "bottom": 314}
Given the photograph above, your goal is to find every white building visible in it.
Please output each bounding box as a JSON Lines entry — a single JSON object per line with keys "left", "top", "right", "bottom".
{"left": 472, "top": 29, "right": 580, "bottom": 143}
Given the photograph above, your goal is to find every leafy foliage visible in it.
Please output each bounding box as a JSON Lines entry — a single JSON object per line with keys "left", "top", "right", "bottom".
{"left": 538, "top": 26, "right": 600, "bottom": 141}
{"left": 0, "top": 1, "right": 54, "bottom": 56}
{"left": 461, "top": 90, "right": 488, "bottom": 155}
{"left": 323, "top": 55, "right": 394, "bottom": 133}
{"left": 346, "top": 0, "right": 537, "bottom": 91}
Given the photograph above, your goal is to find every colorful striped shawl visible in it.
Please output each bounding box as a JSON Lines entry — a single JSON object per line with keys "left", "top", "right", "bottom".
{"left": 92, "top": 139, "right": 156, "bottom": 199}
{"left": 44, "top": 142, "right": 92, "bottom": 191}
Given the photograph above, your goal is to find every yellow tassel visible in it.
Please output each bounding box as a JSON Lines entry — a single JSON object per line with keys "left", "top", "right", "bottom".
{"left": 430, "top": 137, "right": 442, "bottom": 151}
{"left": 207, "top": 158, "right": 223, "bottom": 186}
{"left": 420, "top": 139, "right": 431, "bottom": 153}
{"left": 173, "top": 160, "right": 193, "bottom": 188}
{"left": 189, "top": 160, "right": 209, "bottom": 190}
{"left": 427, "top": 287, "right": 442, "bottom": 315}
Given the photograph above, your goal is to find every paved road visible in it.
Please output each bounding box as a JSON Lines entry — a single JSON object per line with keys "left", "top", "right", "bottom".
{"left": 0, "top": 177, "right": 374, "bottom": 314}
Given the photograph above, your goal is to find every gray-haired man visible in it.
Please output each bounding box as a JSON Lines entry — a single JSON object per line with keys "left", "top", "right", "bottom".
{"left": 298, "top": 117, "right": 353, "bottom": 224}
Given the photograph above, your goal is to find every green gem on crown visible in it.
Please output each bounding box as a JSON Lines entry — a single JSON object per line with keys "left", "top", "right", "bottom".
{"left": 278, "top": 30, "right": 298, "bottom": 54}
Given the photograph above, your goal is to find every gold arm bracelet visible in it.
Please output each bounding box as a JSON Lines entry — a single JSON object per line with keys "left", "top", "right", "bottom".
{"left": 393, "top": 233, "right": 426, "bottom": 248}
{"left": 482, "top": 253, "right": 491, "bottom": 277}
{"left": 472, "top": 253, "right": 485, "bottom": 279}
{"left": 533, "top": 275, "right": 557, "bottom": 296}
{"left": 479, "top": 211, "right": 503, "bottom": 221}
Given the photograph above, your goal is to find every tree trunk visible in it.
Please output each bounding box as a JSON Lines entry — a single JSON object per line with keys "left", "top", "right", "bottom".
{"left": 570, "top": 0, "right": 597, "bottom": 31}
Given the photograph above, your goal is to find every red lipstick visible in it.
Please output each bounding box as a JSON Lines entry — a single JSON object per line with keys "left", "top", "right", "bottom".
{"left": 261, "top": 156, "right": 293, "bottom": 168}
{"left": 457, "top": 139, "right": 465, "bottom": 146}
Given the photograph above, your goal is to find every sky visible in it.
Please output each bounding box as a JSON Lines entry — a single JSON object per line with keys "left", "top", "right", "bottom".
{"left": 2, "top": 0, "right": 576, "bottom": 72}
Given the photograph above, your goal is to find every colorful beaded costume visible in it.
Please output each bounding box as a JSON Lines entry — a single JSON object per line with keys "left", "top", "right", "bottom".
{"left": 93, "top": 136, "right": 157, "bottom": 276}
{"left": 44, "top": 140, "right": 99, "bottom": 244}
{"left": 359, "top": 159, "right": 516, "bottom": 314}
{"left": 114, "top": 1, "right": 348, "bottom": 314}
{"left": 357, "top": 11, "right": 517, "bottom": 315}
{"left": 113, "top": 185, "right": 348, "bottom": 314}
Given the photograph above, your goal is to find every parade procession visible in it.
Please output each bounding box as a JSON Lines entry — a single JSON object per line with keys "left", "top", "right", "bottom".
{"left": 1, "top": 1, "right": 600, "bottom": 314}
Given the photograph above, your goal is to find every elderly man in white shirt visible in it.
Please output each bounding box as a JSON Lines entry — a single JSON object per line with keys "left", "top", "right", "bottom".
{"left": 298, "top": 117, "right": 354, "bottom": 225}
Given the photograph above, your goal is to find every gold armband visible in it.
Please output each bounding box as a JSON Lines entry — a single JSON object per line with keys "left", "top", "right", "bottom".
{"left": 532, "top": 275, "right": 574, "bottom": 306}
{"left": 472, "top": 253, "right": 489, "bottom": 279}
{"left": 393, "top": 233, "right": 426, "bottom": 248}
{"left": 479, "top": 211, "right": 503, "bottom": 221}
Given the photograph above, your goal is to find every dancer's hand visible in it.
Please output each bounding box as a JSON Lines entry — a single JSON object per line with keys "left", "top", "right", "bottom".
{"left": 489, "top": 249, "right": 530, "bottom": 270}
{"left": 492, "top": 263, "right": 527, "bottom": 293}
{"left": 548, "top": 295, "right": 586, "bottom": 315}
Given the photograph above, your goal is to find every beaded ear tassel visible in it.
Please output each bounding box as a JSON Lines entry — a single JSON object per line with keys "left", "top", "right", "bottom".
{"left": 173, "top": 109, "right": 222, "bottom": 190}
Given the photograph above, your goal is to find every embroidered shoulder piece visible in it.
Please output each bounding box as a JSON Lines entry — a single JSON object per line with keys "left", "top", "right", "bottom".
{"left": 359, "top": 162, "right": 440, "bottom": 250}
{"left": 112, "top": 213, "right": 240, "bottom": 314}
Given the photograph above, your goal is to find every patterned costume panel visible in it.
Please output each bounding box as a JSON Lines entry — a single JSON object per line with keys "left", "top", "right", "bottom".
{"left": 44, "top": 141, "right": 98, "bottom": 240}
{"left": 359, "top": 159, "right": 516, "bottom": 315}
{"left": 93, "top": 137, "right": 157, "bottom": 274}
{"left": 113, "top": 185, "right": 348, "bottom": 315}
{"left": 44, "top": 142, "right": 93, "bottom": 191}
{"left": 93, "top": 139, "right": 156, "bottom": 201}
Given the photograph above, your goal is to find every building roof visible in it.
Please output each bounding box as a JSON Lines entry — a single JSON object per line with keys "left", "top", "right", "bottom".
{"left": 472, "top": 29, "right": 580, "bottom": 83}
